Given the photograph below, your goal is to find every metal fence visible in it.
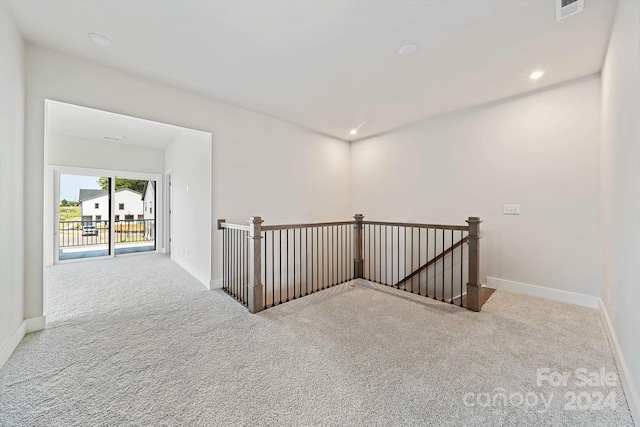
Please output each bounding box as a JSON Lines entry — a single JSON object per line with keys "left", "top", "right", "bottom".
{"left": 59, "top": 219, "right": 156, "bottom": 248}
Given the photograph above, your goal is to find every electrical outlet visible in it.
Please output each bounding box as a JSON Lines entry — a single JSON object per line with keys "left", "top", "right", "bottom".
{"left": 503, "top": 204, "right": 520, "bottom": 215}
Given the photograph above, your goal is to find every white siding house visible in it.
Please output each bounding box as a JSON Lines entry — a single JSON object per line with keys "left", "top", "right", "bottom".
{"left": 142, "top": 181, "right": 155, "bottom": 221}
{"left": 80, "top": 188, "right": 144, "bottom": 223}
{"left": 79, "top": 189, "right": 108, "bottom": 223}
{"left": 141, "top": 181, "right": 155, "bottom": 240}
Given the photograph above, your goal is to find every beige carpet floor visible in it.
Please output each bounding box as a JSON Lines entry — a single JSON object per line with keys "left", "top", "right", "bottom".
{"left": 0, "top": 253, "right": 633, "bottom": 426}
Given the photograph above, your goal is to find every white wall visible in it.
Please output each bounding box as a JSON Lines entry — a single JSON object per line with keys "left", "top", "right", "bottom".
{"left": 25, "top": 44, "right": 351, "bottom": 320}
{"left": 600, "top": 0, "right": 640, "bottom": 421}
{"left": 47, "top": 133, "right": 165, "bottom": 174}
{"left": 0, "top": 4, "right": 26, "bottom": 368}
{"left": 165, "top": 130, "right": 212, "bottom": 287}
{"left": 351, "top": 76, "right": 601, "bottom": 300}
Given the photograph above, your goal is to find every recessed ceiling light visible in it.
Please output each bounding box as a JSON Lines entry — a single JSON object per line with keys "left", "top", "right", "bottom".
{"left": 88, "top": 33, "right": 113, "bottom": 47}
{"left": 350, "top": 129, "right": 358, "bottom": 135}
{"left": 399, "top": 44, "right": 418, "bottom": 56}
{"left": 529, "top": 70, "right": 544, "bottom": 80}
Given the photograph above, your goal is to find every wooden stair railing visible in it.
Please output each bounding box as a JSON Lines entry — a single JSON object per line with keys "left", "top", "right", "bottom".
{"left": 219, "top": 215, "right": 487, "bottom": 313}
{"left": 393, "top": 236, "right": 469, "bottom": 289}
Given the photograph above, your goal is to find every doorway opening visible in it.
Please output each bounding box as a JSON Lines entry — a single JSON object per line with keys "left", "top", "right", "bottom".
{"left": 44, "top": 99, "right": 213, "bottom": 324}
{"left": 166, "top": 172, "right": 172, "bottom": 256}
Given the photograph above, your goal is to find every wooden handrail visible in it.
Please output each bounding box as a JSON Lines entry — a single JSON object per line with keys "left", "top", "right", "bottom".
{"left": 363, "top": 220, "right": 468, "bottom": 231}
{"left": 393, "top": 236, "right": 469, "bottom": 288}
{"left": 261, "top": 220, "right": 355, "bottom": 231}
{"left": 220, "top": 219, "right": 466, "bottom": 232}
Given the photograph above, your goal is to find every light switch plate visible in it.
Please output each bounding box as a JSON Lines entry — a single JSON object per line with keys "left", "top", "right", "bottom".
{"left": 504, "top": 204, "right": 520, "bottom": 215}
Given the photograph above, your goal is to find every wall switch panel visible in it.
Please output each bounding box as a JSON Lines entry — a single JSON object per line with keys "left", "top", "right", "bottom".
{"left": 503, "top": 204, "right": 520, "bottom": 215}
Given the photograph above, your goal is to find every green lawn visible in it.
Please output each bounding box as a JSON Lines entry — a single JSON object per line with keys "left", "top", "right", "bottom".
{"left": 60, "top": 205, "right": 81, "bottom": 221}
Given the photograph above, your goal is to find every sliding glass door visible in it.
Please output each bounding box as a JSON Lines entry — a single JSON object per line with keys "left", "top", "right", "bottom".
{"left": 56, "top": 172, "right": 158, "bottom": 262}
{"left": 114, "top": 177, "right": 156, "bottom": 255}
{"left": 58, "top": 174, "right": 111, "bottom": 260}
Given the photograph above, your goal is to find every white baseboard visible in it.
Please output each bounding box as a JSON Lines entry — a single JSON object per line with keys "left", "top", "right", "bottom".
{"left": 0, "top": 315, "right": 46, "bottom": 371}
{"left": 599, "top": 300, "right": 640, "bottom": 426}
{"left": 25, "top": 315, "right": 46, "bottom": 333}
{"left": 486, "top": 277, "right": 598, "bottom": 308}
{"left": 171, "top": 254, "right": 211, "bottom": 290}
{"left": 0, "top": 322, "right": 25, "bottom": 371}
{"left": 210, "top": 278, "right": 223, "bottom": 289}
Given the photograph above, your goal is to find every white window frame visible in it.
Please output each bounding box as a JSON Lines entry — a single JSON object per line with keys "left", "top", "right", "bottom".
{"left": 46, "top": 165, "right": 163, "bottom": 266}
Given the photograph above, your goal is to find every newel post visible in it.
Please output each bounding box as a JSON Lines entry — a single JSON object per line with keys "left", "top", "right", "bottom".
{"left": 466, "top": 217, "right": 483, "bottom": 312}
{"left": 248, "top": 216, "right": 264, "bottom": 314}
{"left": 353, "top": 214, "right": 364, "bottom": 278}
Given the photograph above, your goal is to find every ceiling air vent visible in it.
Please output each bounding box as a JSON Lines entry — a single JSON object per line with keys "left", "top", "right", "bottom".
{"left": 556, "top": 0, "right": 584, "bottom": 21}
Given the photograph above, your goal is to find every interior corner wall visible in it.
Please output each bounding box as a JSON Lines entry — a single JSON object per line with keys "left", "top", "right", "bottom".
{"left": 24, "top": 43, "right": 351, "bottom": 320}
{"left": 350, "top": 76, "right": 601, "bottom": 299}
{"left": 165, "top": 130, "right": 212, "bottom": 287}
{"left": 600, "top": 0, "right": 640, "bottom": 420}
{"left": 0, "top": 4, "right": 26, "bottom": 367}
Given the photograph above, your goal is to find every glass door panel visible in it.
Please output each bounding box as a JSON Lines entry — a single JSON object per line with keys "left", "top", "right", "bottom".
{"left": 114, "top": 177, "right": 156, "bottom": 255}
{"left": 58, "top": 174, "right": 111, "bottom": 260}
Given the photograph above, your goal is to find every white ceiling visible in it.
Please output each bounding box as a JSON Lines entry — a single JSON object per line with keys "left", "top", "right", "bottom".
{"left": 7, "top": 0, "right": 617, "bottom": 141}
{"left": 46, "top": 100, "right": 190, "bottom": 149}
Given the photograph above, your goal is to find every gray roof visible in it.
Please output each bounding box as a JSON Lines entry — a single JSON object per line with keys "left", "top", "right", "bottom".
{"left": 78, "top": 188, "right": 142, "bottom": 202}
{"left": 78, "top": 189, "right": 108, "bottom": 202}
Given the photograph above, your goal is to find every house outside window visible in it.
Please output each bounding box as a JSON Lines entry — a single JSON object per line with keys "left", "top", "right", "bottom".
{"left": 119, "top": 203, "right": 124, "bottom": 210}
{"left": 115, "top": 215, "right": 120, "bottom": 221}
{"left": 94, "top": 203, "right": 99, "bottom": 209}
{"left": 124, "top": 214, "right": 134, "bottom": 220}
